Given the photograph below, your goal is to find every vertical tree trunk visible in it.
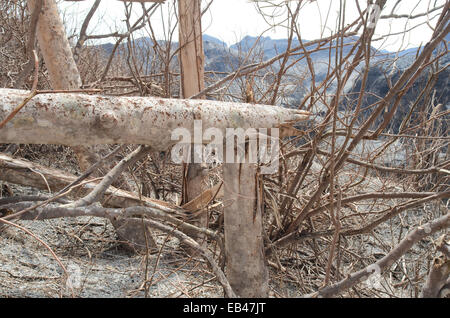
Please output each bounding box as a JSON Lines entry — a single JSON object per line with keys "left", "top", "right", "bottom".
{"left": 178, "top": 0, "right": 205, "bottom": 100}
{"left": 223, "top": 162, "right": 269, "bottom": 297}
{"left": 178, "top": 0, "right": 269, "bottom": 295}
{"left": 178, "top": 0, "right": 208, "bottom": 240}
{"left": 28, "top": 0, "right": 81, "bottom": 88}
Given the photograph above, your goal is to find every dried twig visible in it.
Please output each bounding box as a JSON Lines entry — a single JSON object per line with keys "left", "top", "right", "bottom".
{"left": 303, "top": 213, "right": 449, "bottom": 298}
{"left": 68, "top": 146, "right": 152, "bottom": 207}
{"left": 0, "top": 217, "right": 73, "bottom": 296}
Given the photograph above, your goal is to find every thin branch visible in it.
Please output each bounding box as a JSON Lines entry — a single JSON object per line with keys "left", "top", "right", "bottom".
{"left": 303, "top": 213, "right": 450, "bottom": 298}
{"left": 68, "top": 146, "right": 152, "bottom": 207}
{"left": 0, "top": 217, "right": 71, "bottom": 295}
{"left": 73, "top": 0, "right": 102, "bottom": 62}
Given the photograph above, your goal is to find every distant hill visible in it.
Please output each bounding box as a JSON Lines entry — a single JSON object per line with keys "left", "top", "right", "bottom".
{"left": 230, "top": 35, "right": 302, "bottom": 59}
{"left": 343, "top": 48, "right": 449, "bottom": 133}
{"left": 202, "top": 34, "right": 227, "bottom": 47}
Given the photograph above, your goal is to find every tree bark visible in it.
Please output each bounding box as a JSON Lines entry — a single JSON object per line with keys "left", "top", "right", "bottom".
{"left": 0, "top": 89, "right": 310, "bottom": 149}
{"left": 421, "top": 235, "right": 450, "bottom": 298}
{"left": 28, "top": 0, "right": 82, "bottom": 90}
{"left": 178, "top": 0, "right": 205, "bottom": 100}
{"left": 178, "top": 0, "right": 208, "bottom": 246}
{"left": 223, "top": 161, "right": 269, "bottom": 297}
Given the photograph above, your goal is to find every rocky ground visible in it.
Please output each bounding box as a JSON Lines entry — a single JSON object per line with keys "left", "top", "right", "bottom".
{"left": 0, "top": 201, "right": 223, "bottom": 298}
{"left": 0, "top": 149, "right": 224, "bottom": 298}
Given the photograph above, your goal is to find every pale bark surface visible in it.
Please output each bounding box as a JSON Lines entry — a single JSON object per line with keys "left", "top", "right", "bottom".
{"left": 0, "top": 89, "right": 310, "bottom": 149}
{"left": 421, "top": 235, "right": 450, "bottom": 298}
{"left": 178, "top": 0, "right": 205, "bottom": 100}
{"left": 420, "top": 258, "right": 450, "bottom": 298}
{"left": 28, "top": 0, "right": 82, "bottom": 90}
{"left": 223, "top": 162, "right": 269, "bottom": 297}
{"left": 178, "top": 0, "right": 208, "bottom": 241}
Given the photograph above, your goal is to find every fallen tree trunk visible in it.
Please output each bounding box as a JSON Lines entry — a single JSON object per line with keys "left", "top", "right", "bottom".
{"left": 0, "top": 152, "right": 182, "bottom": 212}
{"left": 0, "top": 152, "right": 224, "bottom": 242}
{"left": 0, "top": 89, "right": 310, "bottom": 150}
{"left": 0, "top": 152, "right": 226, "bottom": 227}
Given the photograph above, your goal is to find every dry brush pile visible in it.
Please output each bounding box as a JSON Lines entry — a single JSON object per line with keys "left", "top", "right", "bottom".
{"left": 0, "top": 0, "right": 449, "bottom": 298}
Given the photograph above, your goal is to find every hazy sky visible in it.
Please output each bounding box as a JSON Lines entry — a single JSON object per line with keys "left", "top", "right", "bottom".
{"left": 59, "top": 0, "right": 446, "bottom": 52}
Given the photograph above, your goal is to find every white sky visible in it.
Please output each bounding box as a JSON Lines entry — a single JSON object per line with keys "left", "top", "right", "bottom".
{"left": 58, "top": 0, "right": 446, "bottom": 52}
